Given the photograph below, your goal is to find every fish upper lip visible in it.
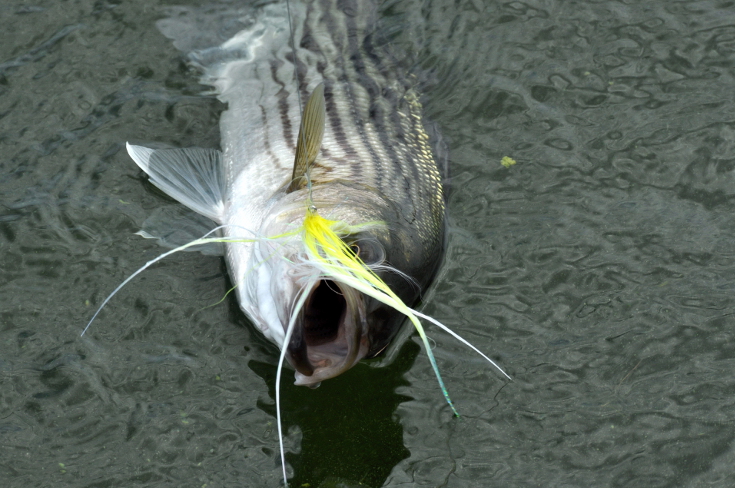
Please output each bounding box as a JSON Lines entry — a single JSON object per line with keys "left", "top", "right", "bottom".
{"left": 287, "top": 279, "right": 369, "bottom": 385}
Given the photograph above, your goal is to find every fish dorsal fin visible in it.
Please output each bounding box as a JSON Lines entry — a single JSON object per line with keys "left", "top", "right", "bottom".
{"left": 288, "top": 83, "right": 326, "bottom": 193}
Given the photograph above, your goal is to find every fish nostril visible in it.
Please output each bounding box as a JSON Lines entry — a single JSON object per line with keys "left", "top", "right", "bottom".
{"left": 303, "top": 280, "right": 345, "bottom": 347}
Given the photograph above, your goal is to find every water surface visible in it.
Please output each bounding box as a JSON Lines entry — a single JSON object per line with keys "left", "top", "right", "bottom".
{"left": 2, "top": 0, "right": 735, "bottom": 486}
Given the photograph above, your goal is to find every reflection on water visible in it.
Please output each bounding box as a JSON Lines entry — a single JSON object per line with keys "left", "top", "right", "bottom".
{"left": 3, "top": 0, "right": 735, "bottom": 486}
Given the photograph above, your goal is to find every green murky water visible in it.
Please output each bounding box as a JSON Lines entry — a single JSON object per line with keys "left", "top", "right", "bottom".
{"left": 3, "top": 0, "right": 735, "bottom": 486}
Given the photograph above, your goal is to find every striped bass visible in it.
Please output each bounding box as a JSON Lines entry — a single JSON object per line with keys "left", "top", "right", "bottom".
{"left": 85, "top": 0, "right": 508, "bottom": 483}
{"left": 147, "top": 0, "right": 447, "bottom": 385}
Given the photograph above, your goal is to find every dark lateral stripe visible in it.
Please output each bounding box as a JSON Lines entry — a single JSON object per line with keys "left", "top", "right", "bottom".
{"left": 270, "top": 0, "right": 442, "bottom": 229}
{"left": 259, "top": 104, "right": 280, "bottom": 170}
{"left": 271, "top": 59, "right": 295, "bottom": 152}
{"left": 332, "top": 0, "right": 389, "bottom": 186}
{"left": 340, "top": 0, "right": 415, "bottom": 196}
{"left": 316, "top": 0, "right": 373, "bottom": 161}
{"left": 361, "top": 22, "right": 418, "bottom": 183}
{"left": 323, "top": 82, "right": 363, "bottom": 182}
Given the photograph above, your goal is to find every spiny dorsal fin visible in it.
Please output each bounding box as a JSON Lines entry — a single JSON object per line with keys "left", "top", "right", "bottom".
{"left": 288, "top": 83, "right": 326, "bottom": 193}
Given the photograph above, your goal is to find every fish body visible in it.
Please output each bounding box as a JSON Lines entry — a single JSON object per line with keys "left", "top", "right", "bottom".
{"left": 127, "top": 0, "right": 445, "bottom": 385}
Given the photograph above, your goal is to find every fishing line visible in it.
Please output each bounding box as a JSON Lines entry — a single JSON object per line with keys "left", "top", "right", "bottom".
{"left": 197, "top": 223, "right": 297, "bottom": 313}
{"left": 196, "top": 283, "right": 238, "bottom": 312}
{"left": 275, "top": 279, "right": 315, "bottom": 487}
{"left": 285, "top": 0, "right": 303, "bottom": 116}
{"left": 285, "top": 0, "right": 315, "bottom": 208}
{"left": 81, "top": 224, "right": 299, "bottom": 337}
{"left": 81, "top": 232, "right": 228, "bottom": 337}
{"left": 286, "top": 0, "right": 320, "bottom": 208}
{"left": 412, "top": 310, "right": 512, "bottom": 380}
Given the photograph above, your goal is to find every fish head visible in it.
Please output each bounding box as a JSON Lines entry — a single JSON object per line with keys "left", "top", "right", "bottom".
{"left": 248, "top": 182, "right": 443, "bottom": 386}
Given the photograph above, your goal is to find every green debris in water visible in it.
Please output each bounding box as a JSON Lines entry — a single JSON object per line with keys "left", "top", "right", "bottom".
{"left": 501, "top": 156, "right": 516, "bottom": 168}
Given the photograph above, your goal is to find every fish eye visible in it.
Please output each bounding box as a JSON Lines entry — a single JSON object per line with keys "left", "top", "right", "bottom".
{"left": 347, "top": 237, "right": 385, "bottom": 265}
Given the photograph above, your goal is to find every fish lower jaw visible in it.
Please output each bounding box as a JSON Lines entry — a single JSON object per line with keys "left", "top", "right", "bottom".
{"left": 289, "top": 326, "right": 370, "bottom": 386}
{"left": 291, "top": 336, "right": 366, "bottom": 385}
{"left": 291, "top": 353, "right": 359, "bottom": 386}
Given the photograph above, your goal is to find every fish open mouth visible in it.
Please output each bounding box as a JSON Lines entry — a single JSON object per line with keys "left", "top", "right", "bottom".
{"left": 287, "top": 279, "right": 369, "bottom": 385}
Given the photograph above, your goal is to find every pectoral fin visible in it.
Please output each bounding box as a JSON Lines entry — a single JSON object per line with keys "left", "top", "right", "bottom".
{"left": 126, "top": 143, "right": 225, "bottom": 223}
{"left": 288, "top": 83, "right": 326, "bottom": 193}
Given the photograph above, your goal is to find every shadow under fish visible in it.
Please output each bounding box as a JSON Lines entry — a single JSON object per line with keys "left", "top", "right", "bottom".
{"left": 252, "top": 339, "right": 420, "bottom": 487}
{"left": 84, "top": 0, "right": 509, "bottom": 484}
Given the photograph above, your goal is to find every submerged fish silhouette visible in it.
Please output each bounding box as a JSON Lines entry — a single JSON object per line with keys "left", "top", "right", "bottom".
{"left": 84, "top": 0, "right": 508, "bottom": 484}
